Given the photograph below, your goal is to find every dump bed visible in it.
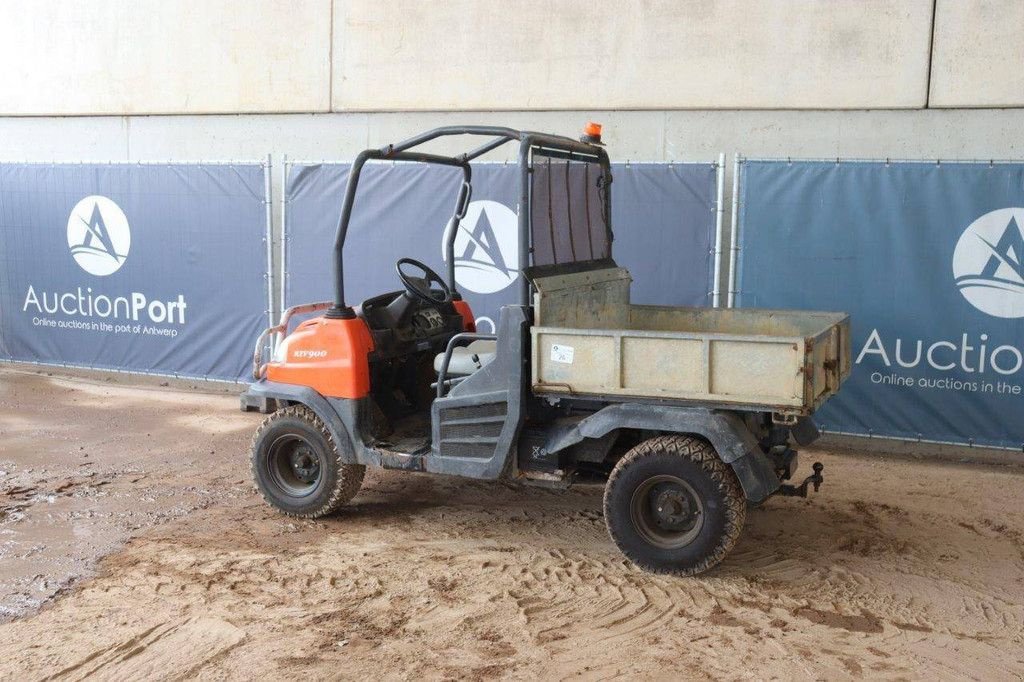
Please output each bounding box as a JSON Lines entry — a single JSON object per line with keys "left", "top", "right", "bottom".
{"left": 528, "top": 268, "right": 850, "bottom": 416}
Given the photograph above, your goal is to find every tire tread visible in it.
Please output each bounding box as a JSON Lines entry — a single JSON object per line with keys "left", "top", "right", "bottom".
{"left": 250, "top": 405, "right": 365, "bottom": 518}
{"left": 604, "top": 434, "right": 746, "bottom": 576}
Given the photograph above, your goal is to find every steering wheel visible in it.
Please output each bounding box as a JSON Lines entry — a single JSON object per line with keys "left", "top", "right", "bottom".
{"left": 396, "top": 257, "right": 453, "bottom": 305}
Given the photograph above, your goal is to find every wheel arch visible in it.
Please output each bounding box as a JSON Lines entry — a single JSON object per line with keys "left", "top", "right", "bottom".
{"left": 545, "top": 403, "right": 780, "bottom": 502}
{"left": 242, "top": 381, "right": 358, "bottom": 464}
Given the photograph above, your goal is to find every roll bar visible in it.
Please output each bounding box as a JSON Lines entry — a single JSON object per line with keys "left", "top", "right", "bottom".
{"left": 325, "top": 126, "right": 612, "bottom": 319}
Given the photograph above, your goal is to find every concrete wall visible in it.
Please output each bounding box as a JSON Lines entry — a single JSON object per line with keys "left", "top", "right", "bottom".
{"left": 0, "top": 0, "right": 332, "bottom": 115}
{"left": 931, "top": 0, "right": 1024, "bottom": 107}
{"left": 334, "top": 0, "right": 933, "bottom": 110}
{"left": 2, "top": 0, "right": 1021, "bottom": 114}
{"left": 5, "top": 110, "right": 1024, "bottom": 164}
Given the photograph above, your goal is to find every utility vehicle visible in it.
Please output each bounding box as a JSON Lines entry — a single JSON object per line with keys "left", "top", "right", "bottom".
{"left": 242, "top": 125, "right": 850, "bottom": 575}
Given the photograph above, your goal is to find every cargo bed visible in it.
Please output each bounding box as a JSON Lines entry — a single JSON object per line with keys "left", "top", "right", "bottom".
{"left": 528, "top": 268, "right": 850, "bottom": 415}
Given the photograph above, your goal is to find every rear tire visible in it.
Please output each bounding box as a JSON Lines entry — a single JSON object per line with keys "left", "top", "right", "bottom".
{"left": 250, "top": 405, "right": 365, "bottom": 518}
{"left": 604, "top": 435, "right": 745, "bottom": 575}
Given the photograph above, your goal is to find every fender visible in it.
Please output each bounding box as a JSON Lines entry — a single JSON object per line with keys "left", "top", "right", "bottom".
{"left": 543, "top": 403, "right": 781, "bottom": 502}
{"left": 241, "top": 380, "right": 359, "bottom": 464}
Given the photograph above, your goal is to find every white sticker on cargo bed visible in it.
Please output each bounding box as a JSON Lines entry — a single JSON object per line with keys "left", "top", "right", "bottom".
{"left": 550, "top": 344, "right": 574, "bottom": 364}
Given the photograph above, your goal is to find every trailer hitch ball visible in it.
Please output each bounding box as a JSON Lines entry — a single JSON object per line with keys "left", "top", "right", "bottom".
{"left": 809, "top": 461, "right": 824, "bottom": 493}
{"left": 777, "top": 461, "right": 825, "bottom": 498}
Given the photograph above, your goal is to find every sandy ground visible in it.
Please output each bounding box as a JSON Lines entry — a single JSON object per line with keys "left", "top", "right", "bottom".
{"left": 1, "top": 367, "right": 1023, "bottom": 680}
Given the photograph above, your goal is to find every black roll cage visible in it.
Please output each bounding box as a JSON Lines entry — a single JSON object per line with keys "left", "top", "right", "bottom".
{"left": 325, "top": 126, "right": 613, "bottom": 319}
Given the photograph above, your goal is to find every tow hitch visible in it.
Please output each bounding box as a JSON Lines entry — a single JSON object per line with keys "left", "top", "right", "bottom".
{"left": 777, "top": 462, "right": 824, "bottom": 498}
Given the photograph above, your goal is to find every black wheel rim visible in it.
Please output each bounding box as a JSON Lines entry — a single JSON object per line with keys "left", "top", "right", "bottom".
{"left": 629, "top": 475, "right": 704, "bottom": 549}
{"left": 267, "top": 434, "right": 322, "bottom": 498}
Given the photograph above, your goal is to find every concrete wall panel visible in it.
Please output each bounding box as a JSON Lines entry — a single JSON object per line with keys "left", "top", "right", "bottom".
{"left": 3, "top": 109, "right": 1020, "bottom": 166}
{"left": 931, "top": 0, "right": 1024, "bottom": 107}
{"left": 0, "top": 0, "right": 332, "bottom": 115}
{"left": 6, "top": 1, "right": 1024, "bottom": 113}
{"left": 333, "top": 0, "right": 934, "bottom": 111}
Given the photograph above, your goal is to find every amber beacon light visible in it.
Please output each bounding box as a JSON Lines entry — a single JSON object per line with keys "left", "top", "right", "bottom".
{"left": 580, "top": 121, "right": 603, "bottom": 145}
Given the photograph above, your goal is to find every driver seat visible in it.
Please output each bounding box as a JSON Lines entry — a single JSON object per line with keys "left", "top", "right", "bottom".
{"left": 433, "top": 340, "right": 498, "bottom": 377}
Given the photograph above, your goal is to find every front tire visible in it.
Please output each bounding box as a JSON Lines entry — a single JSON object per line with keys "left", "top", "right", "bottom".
{"left": 250, "top": 405, "right": 365, "bottom": 518}
{"left": 604, "top": 435, "right": 745, "bottom": 575}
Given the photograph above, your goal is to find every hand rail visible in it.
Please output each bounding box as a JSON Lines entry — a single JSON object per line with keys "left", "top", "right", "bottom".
{"left": 435, "top": 332, "right": 497, "bottom": 398}
{"left": 252, "top": 301, "right": 333, "bottom": 379}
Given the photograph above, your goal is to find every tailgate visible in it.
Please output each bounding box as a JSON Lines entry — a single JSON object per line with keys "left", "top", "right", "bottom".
{"left": 805, "top": 314, "right": 851, "bottom": 409}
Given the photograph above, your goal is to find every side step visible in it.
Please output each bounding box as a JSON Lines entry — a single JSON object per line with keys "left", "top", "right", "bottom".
{"left": 435, "top": 402, "right": 507, "bottom": 459}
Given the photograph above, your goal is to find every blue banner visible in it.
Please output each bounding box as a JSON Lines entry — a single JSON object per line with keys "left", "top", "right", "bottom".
{"left": 0, "top": 163, "right": 269, "bottom": 381}
{"left": 736, "top": 160, "right": 1024, "bottom": 449}
{"left": 284, "top": 162, "right": 718, "bottom": 333}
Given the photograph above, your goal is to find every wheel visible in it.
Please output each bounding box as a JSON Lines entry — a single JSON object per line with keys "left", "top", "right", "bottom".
{"left": 250, "top": 405, "right": 365, "bottom": 518}
{"left": 603, "top": 435, "right": 746, "bottom": 576}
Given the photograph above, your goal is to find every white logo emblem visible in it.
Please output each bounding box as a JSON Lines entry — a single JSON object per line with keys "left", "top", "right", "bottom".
{"left": 67, "top": 196, "right": 130, "bottom": 277}
{"left": 953, "top": 208, "right": 1024, "bottom": 319}
{"left": 293, "top": 349, "right": 328, "bottom": 359}
{"left": 442, "top": 200, "right": 518, "bottom": 294}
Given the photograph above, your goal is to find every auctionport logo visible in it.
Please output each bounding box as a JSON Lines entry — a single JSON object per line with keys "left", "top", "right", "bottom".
{"left": 953, "top": 208, "right": 1024, "bottom": 319}
{"left": 442, "top": 200, "right": 519, "bottom": 295}
{"left": 67, "top": 195, "right": 130, "bottom": 277}
{"left": 22, "top": 194, "right": 189, "bottom": 329}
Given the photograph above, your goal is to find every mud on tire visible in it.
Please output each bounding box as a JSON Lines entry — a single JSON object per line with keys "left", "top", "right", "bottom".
{"left": 250, "top": 405, "right": 365, "bottom": 518}
{"left": 603, "top": 435, "right": 746, "bottom": 576}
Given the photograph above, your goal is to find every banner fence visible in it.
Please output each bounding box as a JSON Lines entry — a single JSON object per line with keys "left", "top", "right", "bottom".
{"left": 0, "top": 160, "right": 271, "bottom": 382}
{"left": 4, "top": 151, "right": 1021, "bottom": 452}
{"left": 732, "top": 157, "right": 1024, "bottom": 451}
{"left": 281, "top": 160, "right": 721, "bottom": 332}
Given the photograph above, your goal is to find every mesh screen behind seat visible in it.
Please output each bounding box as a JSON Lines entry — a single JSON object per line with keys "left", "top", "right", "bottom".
{"left": 529, "top": 154, "right": 611, "bottom": 267}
